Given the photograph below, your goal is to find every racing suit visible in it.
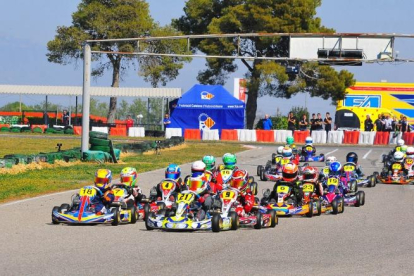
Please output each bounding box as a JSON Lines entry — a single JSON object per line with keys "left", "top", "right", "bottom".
{"left": 191, "top": 174, "right": 213, "bottom": 220}
{"left": 301, "top": 145, "right": 316, "bottom": 156}
{"left": 91, "top": 188, "right": 115, "bottom": 214}
{"left": 342, "top": 162, "right": 364, "bottom": 178}
{"left": 235, "top": 188, "right": 255, "bottom": 216}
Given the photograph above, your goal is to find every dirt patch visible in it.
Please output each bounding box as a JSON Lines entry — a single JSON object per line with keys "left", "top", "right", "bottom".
{"left": 143, "top": 143, "right": 188, "bottom": 155}
{"left": 0, "top": 160, "right": 82, "bottom": 175}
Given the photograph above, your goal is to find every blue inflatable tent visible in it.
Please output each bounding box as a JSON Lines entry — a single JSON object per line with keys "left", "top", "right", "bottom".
{"left": 169, "top": 84, "right": 245, "bottom": 131}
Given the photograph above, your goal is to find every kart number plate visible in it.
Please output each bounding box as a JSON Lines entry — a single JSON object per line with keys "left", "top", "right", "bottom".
{"left": 392, "top": 164, "right": 402, "bottom": 170}
{"left": 221, "top": 190, "right": 236, "bottom": 200}
{"left": 406, "top": 158, "right": 413, "bottom": 165}
{"left": 343, "top": 165, "right": 355, "bottom": 172}
{"left": 302, "top": 184, "right": 314, "bottom": 192}
{"left": 275, "top": 156, "right": 282, "bottom": 163}
{"left": 79, "top": 188, "right": 96, "bottom": 197}
{"left": 177, "top": 193, "right": 194, "bottom": 204}
{"left": 323, "top": 168, "right": 330, "bottom": 174}
{"left": 113, "top": 188, "right": 125, "bottom": 197}
{"left": 161, "top": 181, "right": 175, "bottom": 190}
{"left": 396, "top": 146, "right": 401, "bottom": 152}
{"left": 327, "top": 178, "right": 339, "bottom": 186}
{"left": 276, "top": 185, "right": 290, "bottom": 193}
{"left": 306, "top": 146, "right": 313, "bottom": 152}
{"left": 281, "top": 158, "right": 290, "bottom": 165}
{"left": 221, "top": 170, "right": 233, "bottom": 178}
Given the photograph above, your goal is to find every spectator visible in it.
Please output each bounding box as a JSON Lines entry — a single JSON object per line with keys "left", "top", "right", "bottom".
{"left": 298, "top": 114, "right": 308, "bottom": 131}
{"left": 384, "top": 115, "right": 393, "bottom": 132}
{"left": 310, "top": 113, "right": 316, "bottom": 134}
{"left": 62, "top": 110, "right": 70, "bottom": 126}
{"left": 324, "top": 112, "right": 332, "bottom": 136}
{"left": 43, "top": 111, "right": 49, "bottom": 127}
{"left": 364, "top": 115, "right": 374, "bottom": 131}
{"left": 163, "top": 114, "right": 172, "bottom": 128}
{"left": 126, "top": 115, "right": 134, "bottom": 133}
{"left": 374, "top": 114, "right": 383, "bottom": 132}
{"left": 315, "top": 113, "right": 323, "bottom": 131}
{"left": 391, "top": 115, "right": 398, "bottom": 131}
{"left": 287, "top": 112, "right": 296, "bottom": 133}
{"left": 401, "top": 116, "right": 411, "bottom": 133}
{"left": 262, "top": 114, "right": 273, "bottom": 130}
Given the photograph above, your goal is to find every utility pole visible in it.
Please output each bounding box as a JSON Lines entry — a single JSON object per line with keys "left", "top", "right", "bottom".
{"left": 81, "top": 43, "right": 91, "bottom": 154}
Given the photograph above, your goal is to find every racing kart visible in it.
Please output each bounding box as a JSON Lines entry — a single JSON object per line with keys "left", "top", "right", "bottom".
{"left": 211, "top": 189, "right": 240, "bottom": 232}
{"left": 341, "top": 162, "right": 376, "bottom": 188}
{"left": 299, "top": 146, "right": 325, "bottom": 162}
{"left": 258, "top": 157, "right": 295, "bottom": 181}
{"left": 144, "top": 179, "right": 182, "bottom": 219}
{"left": 52, "top": 186, "right": 135, "bottom": 225}
{"left": 377, "top": 162, "right": 413, "bottom": 185}
{"left": 321, "top": 177, "right": 345, "bottom": 214}
{"left": 301, "top": 182, "right": 323, "bottom": 216}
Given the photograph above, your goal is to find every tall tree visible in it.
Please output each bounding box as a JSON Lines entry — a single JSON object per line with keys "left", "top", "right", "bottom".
{"left": 47, "top": 0, "right": 189, "bottom": 123}
{"left": 174, "top": 0, "right": 355, "bottom": 128}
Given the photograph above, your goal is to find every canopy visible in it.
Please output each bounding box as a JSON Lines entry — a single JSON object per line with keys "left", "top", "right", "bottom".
{"left": 170, "top": 84, "right": 245, "bottom": 131}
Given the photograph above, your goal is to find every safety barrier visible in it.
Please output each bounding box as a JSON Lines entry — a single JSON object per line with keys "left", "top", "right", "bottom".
{"left": 128, "top": 127, "right": 145, "bottom": 137}
{"left": 256, "top": 130, "right": 275, "bottom": 142}
{"left": 327, "top": 131, "right": 344, "bottom": 144}
{"left": 30, "top": 124, "right": 48, "bottom": 132}
{"left": 110, "top": 127, "right": 127, "bottom": 136}
{"left": 373, "top": 131, "right": 389, "bottom": 145}
{"left": 91, "top": 127, "right": 108, "bottom": 134}
{"left": 358, "top": 131, "right": 376, "bottom": 145}
{"left": 311, "top": 131, "right": 327, "bottom": 144}
{"left": 184, "top": 129, "right": 201, "bottom": 140}
{"left": 202, "top": 129, "right": 220, "bottom": 141}
{"left": 165, "top": 128, "right": 182, "bottom": 139}
{"left": 294, "top": 130, "right": 310, "bottom": 144}
{"left": 274, "top": 130, "right": 292, "bottom": 143}
{"left": 389, "top": 132, "right": 403, "bottom": 144}
{"left": 403, "top": 132, "right": 414, "bottom": 145}
{"left": 0, "top": 124, "right": 10, "bottom": 128}
{"left": 343, "top": 131, "right": 360, "bottom": 144}
{"left": 221, "top": 129, "right": 238, "bottom": 141}
{"left": 73, "top": 126, "right": 82, "bottom": 135}
{"left": 237, "top": 129, "right": 257, "bottom": 142}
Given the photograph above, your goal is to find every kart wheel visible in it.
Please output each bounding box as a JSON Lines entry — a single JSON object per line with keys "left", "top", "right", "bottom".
{"left": 248, "top": 176, "right": 254, "bottom": 184}
{"left": 332, "top": 198, "right": 339, "bottom": 215}
{"left": 267, "top": 209, "right": 277, "bottom": 228}
{"left": 145, "top": 212, "right": 154, "bottom": 230}
{"left": 60, "top": 203, "right": 70, "bottom": 213}
{"left": 52, "top": 206, "right": 60, "bottom": 224}
{"left": 129, "top": 205, "right": 138, "bottom": 224}
{"left": 260, "top": 170, "right": 267, "bottom": 181}
{"left": 229, "top": 211, "right": 239, "bottom": 230}
{"left": 143, "top": 203, "right": 150, "bottom": 220}
{"left": 315, "top": 199, "right": 322, "bottom": 216}
{"left": 339, "top": 197, "right": 345, "bottom": 213}
{"left": 111, "top": 208, "right": 121, "bottom": 226}
{"left": 254, "top": 212, "right": 262, "bottom": 229}
{"left": 373, "top": 172, "right": 379, "bottom": 185}
{"left": 356, "top": 191, "right": 365, "bottom": 207}
{"left": 257, "top": 165, "right": 263, "bottom": 176}
{"left": 350, "top": 180, "right": 358, "bottom": 193}
{"left": 305, "top": 200, "right": 313, "bottom": 218}
{"left": 212, "top": 213, "right": 223, "bottom": 233}
{"left": 250, "top": 182, "right": 258, "bottom": 196}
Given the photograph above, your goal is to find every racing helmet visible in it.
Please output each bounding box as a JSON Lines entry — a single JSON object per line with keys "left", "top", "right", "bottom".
{"left": 329, "top": 161, "right": 342, "bottom": 175}
{"left": 202, "top": 155, "right": 216, "bottom": 171}
{"left": 222, "top": 153, "right": 237, "bottom": 170}
{"left": 165, "top": 164, "right": 181, "bottom": 180}
{"left": 305, "top": 136, "right": 313, "bottom": 145}
{"left": 282, "top": 163, "right": 298, "bottom": 182}
{"left": 188, "top": 176, "right": 208, "bottom": 194}
{"left": 394, "top": 151, "right": 404, "bottom": 162}
{"left": 346, "top": 152, "right": 358, "bottom": 164}
{"left": 325, "top": 156, "right": 337, "bottom": 166}
{"left": 120, "top": 167, "right": 138, "bottom": 187}
{"left": 286, "top": 136, "right": 294, "bottom": 145}
{"left": 406, "top": 147, "right": 414, "bottom": 157}
{"left": 230, "top": 169, "right": 249, "bottom": 192}
{"left": 401, "top": 145, "right": 408, "bottom": 153}
{"left": 282, "top": 147, "right": 293, "bottom": 158}
{"left": 95, "top": 169, "right": 112, "bottom": 191}
{"left": 277, "top": 146, "right": 284, "bottom": 155}
{"left": 302, "top": 166, "right": 318, "bottom": 183}
{"left": 191, "top": 160, "right": 206, "bottom": 177}
{"left": 397, "top": 139, "right": 405, "bottom": 147}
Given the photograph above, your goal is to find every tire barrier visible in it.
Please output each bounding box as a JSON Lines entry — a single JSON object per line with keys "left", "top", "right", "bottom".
{"left": 30, "top": 125, "right": 48, "bottom": 132}
{"left": 358, "top": 131, "right": 376, "bottom": 145}
{"left": 403, "top": 132, "right": 414, "bottom": 145}
{"left": 91, "top": 127, "right": 108, "bottom": 134}
{"left": 110, "top": 127, "right": 127, "bottom": 136}
{"left": 311, "top": 131, "right": 327, "bottom": 144}
{"left": 221, "top": 129, "right": 238, "bottom": 141}
{"left": 388, "top": 132, "right": 403, "bottom": 145}
{"left": 274, "top": 130, "right": 292, "bottom": 143}
{"left": 237, "top": 129, "right": 257, "bottom": 142}
{"left": 294, "top": 130, "right": 310, "bottom": 144}
{"left": 165, "top": 128, "right": 182, "bottom": 139}
{"left": 373, "top": 131, "right": 390, "bottom": 145}
{"left": 343, "top": 131, "right": 360, "bottom": 144}
{"left": 184, "top": 129, "right": 201, "bottom": 140}
{"left": 327, "top": 131, "right": 344, "bottom": 144}
{"left": 33, "top": 127, "right": 43, "bottom": 134}
{"left": 256, "top": 130, "right": 275, "bottom": 143}
{"left": 0, "top": 126, "right": 10, "bottom": 132}
{"left": 202, "top": 129, "right": 220, "bottom": 141}
{"left": 128, "top": 127, "right": 145, "bottom": 137}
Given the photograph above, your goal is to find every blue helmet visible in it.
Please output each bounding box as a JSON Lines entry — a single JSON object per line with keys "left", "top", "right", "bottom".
{"left": 165, "top": 164, "right": 181, "bottom": 180}
{"left": 346, "top": 152, "right": 358, "bottom": 163}
{"left": 329, "top": 161, "right": 342, "bottom": 173}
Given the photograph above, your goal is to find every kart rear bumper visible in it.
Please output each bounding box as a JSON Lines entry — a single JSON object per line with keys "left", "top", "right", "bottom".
{"left": 146, "top": 216, "right": 213, "bottom": 230}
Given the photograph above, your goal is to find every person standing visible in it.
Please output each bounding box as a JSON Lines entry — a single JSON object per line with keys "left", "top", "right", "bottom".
{"left": 315, "top": 113, "right": 323, "bottom": 131}
{"left": 43, "top": 111, "right": 49, "bottom": 127}
{"left": 262, "top": 114, "right": 273, "bottom": 130}
{"left": 324, "top": 112, "right": 332, "bottom": 137}
{"left": 384, "top": 115, "right": 393, "bottom": 132}
{"left": 310, "top": 113, "right": 316, "bottom": 134}
{"left": 374, "top": 114, "right": 382, "bottom": 132}
{"left": 126, "top": 115, "right": 134, "bottom": 133}
{"left": 62, "top": 110, "right": 70, "bottom": 126}
{"left": 287, "top": 112, "right": 296, "bottom": 133}
{"left": 163, "top": 113, "right": 172, "bottom": 128}
{"left": 401, "top": 116, "right": 411, "bottom": 133}
{"left": 299, "top": 114, "right": 308, "bottom": 131}
{"left": 364, "top": 115, "right": 374, "bottom": 131}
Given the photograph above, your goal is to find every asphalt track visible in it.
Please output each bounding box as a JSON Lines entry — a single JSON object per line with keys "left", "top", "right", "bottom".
{"left": 1, "top": 145, "right": 413, "bottom": 276}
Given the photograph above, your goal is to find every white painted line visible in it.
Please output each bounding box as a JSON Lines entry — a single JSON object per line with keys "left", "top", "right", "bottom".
{"left": 363, "top": 149, "right": 372, "bottom": 159}
{"left": 324, "top": 149, "right": 338, "bottom": 156}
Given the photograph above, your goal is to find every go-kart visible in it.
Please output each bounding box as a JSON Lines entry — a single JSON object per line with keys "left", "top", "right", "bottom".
{"left": 144, "top": 179, "right": 181, "bottom": 219}
{"left": 338, "top": 175, "right": 365, "bottom": 207}
{"left": 301, "top": 182, "right": 323, "bottom": 216}
{"left": 377, "top": 162, "right": 412, "bottom": 185}
{"left": 258, "top": 157, "right": 294, "bottom": 181}
{"left": 145, "top": 190, "right": 212, "bottom": 231}
{"left": 211, "top": 189, "right": 240, "bottom": 232}
{"left": 321, "top": 177, "right": 345, "bottom": 214}
{"left": 52, "top": 186, "right": 135, "bottom": 225}
{"left": 341, "top": 162, "right": 376, "bottom": 188}
{"left": 299, "top": 146, "right": 325, "bottom": 162}
{"left": 262, "top": 184, "right": 313, "bottom": 217}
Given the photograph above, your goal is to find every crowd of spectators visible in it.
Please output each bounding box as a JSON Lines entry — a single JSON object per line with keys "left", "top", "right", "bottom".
{"left": 373, "top": 114, "right": 410, "bottom": 133}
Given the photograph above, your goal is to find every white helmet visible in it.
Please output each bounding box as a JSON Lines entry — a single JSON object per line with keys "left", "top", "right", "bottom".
{"left": 282, "top": 147, "right": 293, "bottom": 158}
{"left": 191, "top": 161, "right": 206, "bottom": 177}
{"left": 305, "top": 136, "right": 313, "bottom": 145}
{"left": 394, "top": 151, "right": 404, "bottom": 162}
{"left": 397, "top": 139, "right": 405, "bottom": 147}
{"left": 277, "top": 146, "right": 284, "bottom": 155}
{"left": 406, "top": 147, "right": 414, "bottom": 157}
{"left": 326, "top": 156, "right": 337, "bottom": 166}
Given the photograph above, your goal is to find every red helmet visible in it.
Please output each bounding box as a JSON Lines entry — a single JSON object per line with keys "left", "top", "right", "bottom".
{"left": 230, "top": 169, "right": 249, "bottom": 192}
{"left": 302, "top": 166, "right": 318, "bottom": 183}
{"left": 282, "top": 163, "right": 298, "bottom": 182}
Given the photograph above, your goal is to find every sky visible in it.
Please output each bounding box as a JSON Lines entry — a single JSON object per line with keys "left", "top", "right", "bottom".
{"left": 1, "top": 0, "right": 414, "bottom": 119}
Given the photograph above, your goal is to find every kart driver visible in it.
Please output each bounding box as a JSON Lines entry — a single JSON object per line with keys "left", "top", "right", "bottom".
{"left": 149, "top": 164, "right": 183, "bottom": 201}
{"left": 188, "top": 161, "right": 213, "bottom": 220}
{"left": 302, "top": 166, "right": 324, "bottom": 196}
{"left": 218, "top": 153, "right": 238, "bottom": 171}
{"left": 93, "top": 169, "right": 115, "bottom": 215}
{"left": 229, "top": 169, "right": 255, "bottom": 217}
{"left": 344, "top": 152, "right": 364, "bottom": 177}
{"left": 119, "top": 167, "right": 144, "bottom": 203}
{"left": 319, "top": 156, "right": 337, "bottom": 181}
{"left": 285, "top": 136, "right": 298, "bottom": 155}
{"left": 301, "top": 137, "right": 316, "bottom": 156}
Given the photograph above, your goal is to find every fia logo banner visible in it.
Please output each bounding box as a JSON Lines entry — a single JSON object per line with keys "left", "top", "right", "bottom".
{"left": 343, "top": 95, "right": 381, "bottom": 108}
{"left": 198, "top": 113, "right": 215, "bottom": 130}
{"left": 201, "top": 91, "right": 214, "bottom": 100}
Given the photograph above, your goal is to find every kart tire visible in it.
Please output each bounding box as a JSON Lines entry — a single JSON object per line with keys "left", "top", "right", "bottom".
{"left": 356, "top": 191, "right": 365, "bottom": 206}
{"left": 145, "top": 212, "right": 154, "bottom": 230}
{"left": 254, "top": 212, "right": 262, "bottom": 230}
{"left": 267, "top": 209, "right": 277, "bottom": 228}
{"left": 229, "top": 211, "right": 239, "bottom": 230}
{"left": 143, "top": 203, "right": 150, "bottom": 220}
{"left": 271, "top": 153, "right": 277, "bottom": 165}
{"left": 250, "top": 182, "right": 258, "bottom": 196}
{"left": 315, "top": 199, "right": 322, "bottom": 216}
{"left": 129, "top": 205, "right": 138, "bottom": 224}
{"left": 257, "top": 165, "right": 263, "bottom": 176}
{"left": 111, "top": 208, "right": 121, "bottom": 226}
{"left": 212, "top": 213, "right": 223, "bottom": 233}
{"left": 60, "top": 203, "right": 70, "bottom": 213}
{"left": 305, "top": 200, "right": 313, "bottom": 218}
{"left": 248, "top": 176, "right": 254, "bottom": 184}
{"left": 373, "top": 172, "right": 379, "bottom": 185}
{"left": 89, "top": 137, "right": 111, "bottom": 147}
{"left": 332, "top": 198, "right": 339, "bottom": 215}
{"left": 339, "top": 197, "right": 345, "bottom": 213}
{"left": 260, "top": 170, "right": 267, "bottom": 181}
{"left": 52, "top": 206, "right": 60, "bottom": 224}
{"left": 350, "top": 180, "right": 358, "bottom": 193}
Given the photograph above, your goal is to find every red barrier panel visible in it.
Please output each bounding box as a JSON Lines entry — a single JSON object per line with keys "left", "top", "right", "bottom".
{"left": 256, "top": 130, "right": 275, "bottom": 142}
{"left": 343, "top": 131, "right": 360, "bottom": 144}
{"left": 293, "top": 130, "right": 310, "bottom": 144}
{"left": 0, "top": 124, "right": 10, "bottom": 128}
{"left": 110, "top": 127, "right": 127, "bottom": 136}
{"left": 403, "top": 132, "right": 414, "bottom": 145}
{"left": 221, "top": 129, "right": 238, "bottom": 141}
{"left": 374, "top": 132, "right": 390, "bottom": 145}
{"left": 184, "top": 129, "right": 201, "bottom": 140}
{"left": 73, "top": 126, "right": 82, "bottom": 135}
{"left": 30, "top": 124, "right": 48, "bottom": 132}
